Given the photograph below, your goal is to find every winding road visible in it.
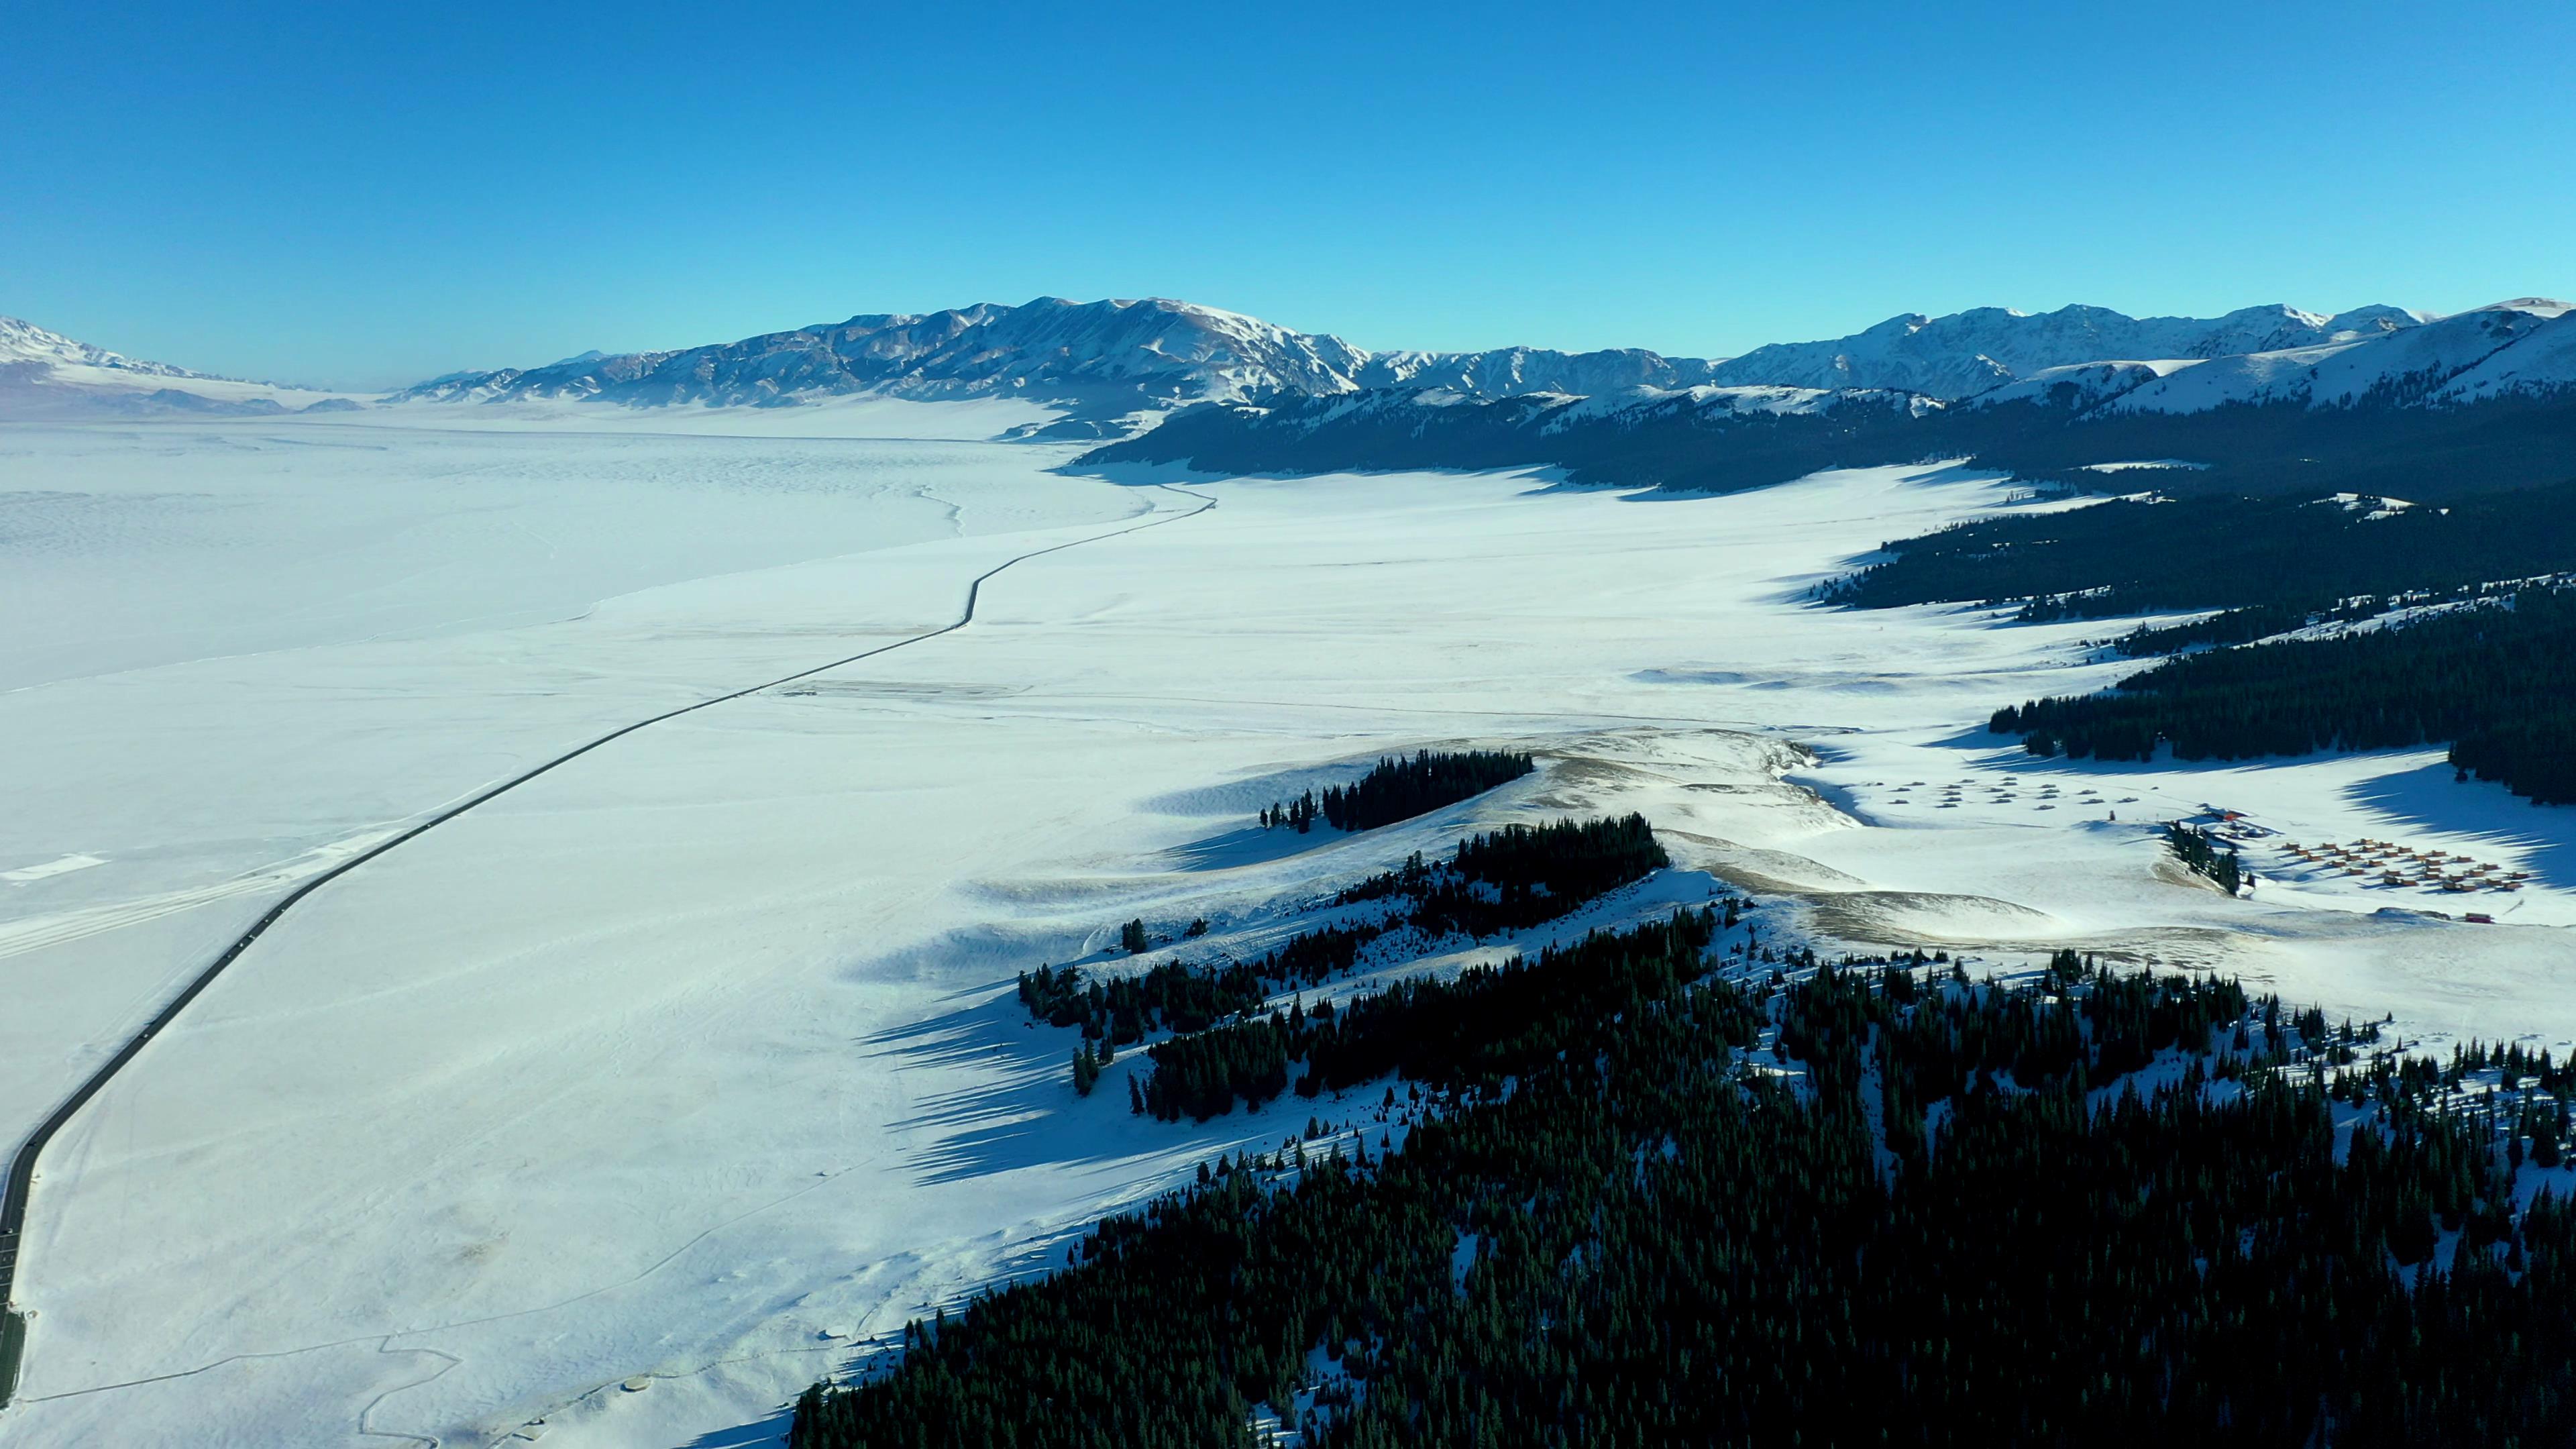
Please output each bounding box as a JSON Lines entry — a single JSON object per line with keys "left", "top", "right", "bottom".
{"left": 0, "top": 482, "right": 1215, "bottom": 1405}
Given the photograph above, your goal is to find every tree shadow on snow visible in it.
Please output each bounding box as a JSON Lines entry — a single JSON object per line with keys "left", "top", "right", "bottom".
{"left": 682, "top": 1405, "right": 794, "bottom": 1448}
{"left": 2345, "top": 760, "right": 2576, "bottom": 890}
{"left": 863, "top": 986, "right": 1163, "bottom": 1188}
{"left": 1161, "top": 822, "right": 1349, "bottom": 871}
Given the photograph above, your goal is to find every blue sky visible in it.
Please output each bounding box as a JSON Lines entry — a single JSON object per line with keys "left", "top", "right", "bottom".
{"left": 5, "top": 1, "right": 2569, "bottom": 388}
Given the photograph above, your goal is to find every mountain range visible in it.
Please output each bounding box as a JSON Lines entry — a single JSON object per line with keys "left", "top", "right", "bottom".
{"left": 383, "top": 295, "right": 2512, "bottom": 417}
{"left": 1701, "top": 303, "right": 2432, "bottom": 398}
{"left": 381, "top": 297, "right": 1737, "bottom": 418}
{"left": 7, "top": 298, "right": 2573, "bottom": 482}
{"left": 1085, "top": 299, "right": 2576, "bottom": 501}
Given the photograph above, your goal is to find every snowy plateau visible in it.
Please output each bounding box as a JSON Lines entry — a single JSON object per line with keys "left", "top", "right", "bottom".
{"left": 1, "top": 309, "right": 2574, "bottom": 1446}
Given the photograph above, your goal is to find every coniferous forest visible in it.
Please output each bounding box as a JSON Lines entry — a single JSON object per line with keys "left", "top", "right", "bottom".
{"left": 1035, "top": 813, "right": 1676, "bottom": 1115}
{"left": 1262, "top": 749, "right": 1536, "bottom": 834}
{"left": 796, "top": 912, "right": 2576, "bottom": 1448}
{"left": 1082, "top": 380, "right": 2576, "bottom": 504}
{"left": 1992, "top": 585, "right": 2576, "bottom": 804}
{"left": 1318, "top": 750, "right": 1535, "bottom": 832}
{"left": 1821, "top": 479, "right": 2576, "bottom": 626}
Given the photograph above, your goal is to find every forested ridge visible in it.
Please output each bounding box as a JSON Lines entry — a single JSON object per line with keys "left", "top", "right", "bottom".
{"left": 1992, "top": 585, "right": 2576, "bottom": 804}
{"left": 1333, "top": 814, "right": 1670, "bottom": 939}
{"left": 1080, "top": 383, "right": 2576, "bottom": 503}
{"left": 1042, "top": 814, "right": 1674, "bottom": 1112}
{"left": 1822, "top": 478, "right": 2576, "bottom": 630}
{"left": 1135, "top": 905, "right": 1726, "bottom": 1122}
{"left": 796, "top": 908, "right": 2576, "bottom": 1448}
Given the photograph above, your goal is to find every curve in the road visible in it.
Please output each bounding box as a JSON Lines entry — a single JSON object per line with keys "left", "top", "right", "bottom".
{"left": 0, "top": 482, "right": 1215, "bottom": 1406}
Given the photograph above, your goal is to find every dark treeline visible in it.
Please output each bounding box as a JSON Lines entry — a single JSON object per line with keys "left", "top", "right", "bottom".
{"left": 1138, "top": 1013, "right": 1294, "bottom": 1121}
{"left": 1993, "top": 585, "right": 2576, "bottom": 804}
{"left": 1263, "top": 749, "right": 1537, "bottom": 834}
{"left": 1295, "top": 907, "right": 1725, "bottom": 1099}
{"left": 1338, "top": 814, "right": 1671, "bottom": 938}
{"left": 1019, "top": 959, "right": 1271, "bottom": 1044}
{"left": 1082, "top": 381, "right": 2576, "bottom": 502}
{"left": 1823, "top": 478, "right": 2576, "bottom": 627}
{"left": 1024, "top": 815, "right": 1670, "bottom": 1083}
{"left": 794, "top": 930, "right": 2576, "bottom": 1448}
{"left": 1136, "top": 908, "right": 1725, "bottom": 1122}
{"left": 2110, "top": 601, "right": 2326, "bottom": 657}
{"left": 1318, "top": 749, "right": 1534, "bottom": 832}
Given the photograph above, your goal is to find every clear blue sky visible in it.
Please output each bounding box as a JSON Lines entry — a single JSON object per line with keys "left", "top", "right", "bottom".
{"left": 5, "top": 1, "right": 2568, "bottom": 388}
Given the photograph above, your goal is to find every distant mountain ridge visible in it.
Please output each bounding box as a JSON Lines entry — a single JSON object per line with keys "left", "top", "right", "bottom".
{"left": 384, "top": 297, "right": 1732, "bottom": 415}
{"left": 1706, "top": 303, "right": 2431, "bottom": 398}
{"left": 387, "top": 294, "right": 2487, "bottom": 419}
{"left": 0, "top": 316, "right": 229, "bottom": 382}
{"left": 1085, "top": 299, "right": 2576, "bottom": 502}
{"left": 12, "top": 294, "right": 2567, "bottom": 445}
{"left": 0, "top": 316, "right": 356, "bottom": 417}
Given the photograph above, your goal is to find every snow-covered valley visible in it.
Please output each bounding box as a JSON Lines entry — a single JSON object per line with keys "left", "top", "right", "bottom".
{"left": 3, "top": 409, "right": 2572, "bottom": 1446}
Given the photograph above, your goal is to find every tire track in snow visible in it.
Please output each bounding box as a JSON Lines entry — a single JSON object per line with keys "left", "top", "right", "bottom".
{"left": 0, "top": 483, "right": 1215, "bottom": 1408}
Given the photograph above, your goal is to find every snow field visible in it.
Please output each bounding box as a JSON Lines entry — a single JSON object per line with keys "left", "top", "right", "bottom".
{"left": 0, "top": 415, "right": 2570, "bottom": 1445}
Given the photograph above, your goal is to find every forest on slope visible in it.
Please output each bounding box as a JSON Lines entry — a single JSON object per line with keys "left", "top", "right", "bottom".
{"left": 1823, "top": 478, "right": 2576, "bottom": 625}
{"left": 1992, "top": 585, "right": 2576, "bottom": 804}
{"left": 1824, "top": 478, "right": 2576, "bottom": 802}
{"left": 794, "top": 894, "right": 2576, "bottom": 1448}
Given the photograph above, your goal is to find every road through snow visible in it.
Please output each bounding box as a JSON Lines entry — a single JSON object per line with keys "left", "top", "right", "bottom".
{"left": 0, "top": 484, "right": 1216, "bottom": 1406}
{"left": 7, "top": 425, "right": 2572, "bottom": 1448}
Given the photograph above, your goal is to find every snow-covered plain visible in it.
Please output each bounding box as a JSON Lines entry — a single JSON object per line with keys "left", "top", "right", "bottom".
{"left": 3, "top": 409, "right": 2572, "bottom": 1446}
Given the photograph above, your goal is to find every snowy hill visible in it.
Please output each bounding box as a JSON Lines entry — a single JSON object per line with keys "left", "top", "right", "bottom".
{"left": 0, "top": 317, "right": 228, "bottom": 381}
{"left": 0, "top": 317, "right": 358, "bottom": 417}
{"left": 1706, "top": 303, "right": 2428, "bottom": 398}
{"left": 2101, "top": 299, "right": 2576, "bottom": 414}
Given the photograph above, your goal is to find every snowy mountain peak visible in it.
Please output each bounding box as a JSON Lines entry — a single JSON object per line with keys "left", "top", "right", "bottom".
{"left": 2474, "top": 297, "right": 2572, "bottom": 319}
{"left": 0, "top": 316, "right": 221, "bottom": 380}
{"left": 1706, "top": 301, "right": 2435, "bottom": 397}
{"left": 388, "top": 297, "right": 1731, "bottom": 414}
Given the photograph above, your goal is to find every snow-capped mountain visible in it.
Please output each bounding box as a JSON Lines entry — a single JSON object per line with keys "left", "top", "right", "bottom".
{"left": 1353, "top": 347, "right": 1725, "bottom": 396}
{"left": 390, "top": 295, "right": 2485, "bottom": 419}
{"left": 387, "top": 297, "right": 1733, "bottom": 415}
{"left": 17, "top": 293, "right": 2570, "bottom": 439}
{"left": 0, "top": 316, "right": 227, "bottom": 382}
{"left": 2098, "top": 300, "right": 2575, "bottom": 414}
{"left": 1085, "top": 299, "right": 2576, "bottom": 500}
{"left": 1707, "top": 303, "right": 2428, "bottom": 398}
{"left": 0, "top": 317, "right": 359, "bottom": 417}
